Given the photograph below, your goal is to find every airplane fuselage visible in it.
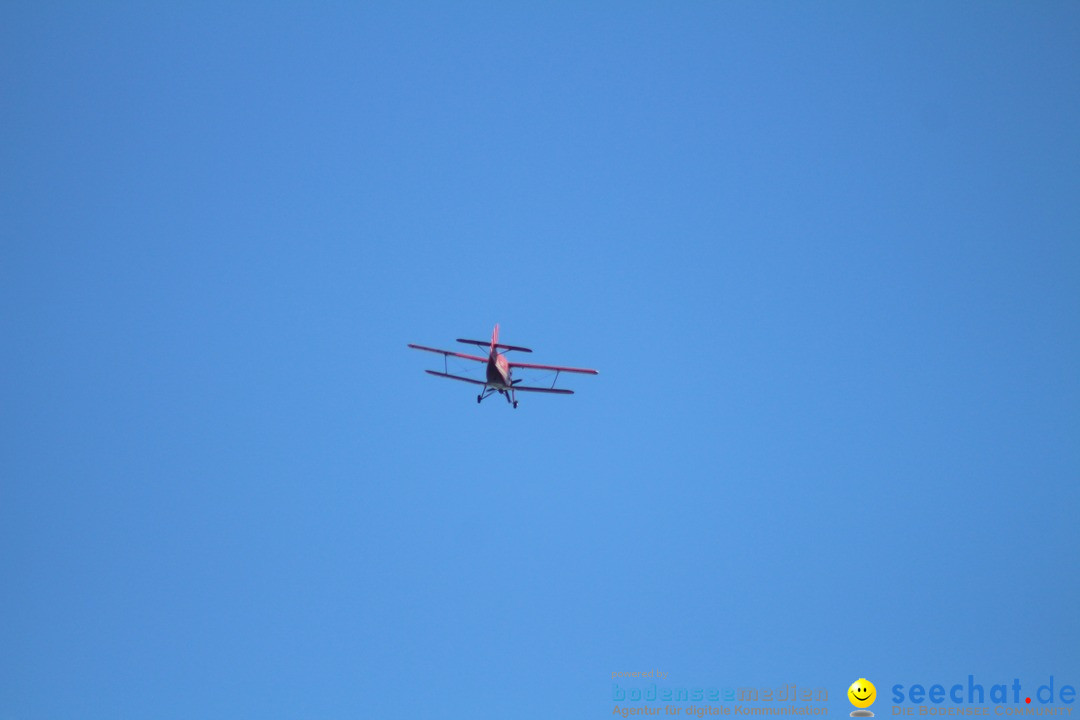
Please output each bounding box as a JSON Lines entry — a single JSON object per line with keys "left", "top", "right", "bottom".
{"left": 486, "top": 352, "right": 512, "bottom": 389}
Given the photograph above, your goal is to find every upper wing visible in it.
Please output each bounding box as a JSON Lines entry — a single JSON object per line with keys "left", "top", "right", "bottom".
{"left": 508, "top": 361, "right": 598, "bottom": 375}
{"left": 408, "top": 344, "right": 486, "bottom": 363}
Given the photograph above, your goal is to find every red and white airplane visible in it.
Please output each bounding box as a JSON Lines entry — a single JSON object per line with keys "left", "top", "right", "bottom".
{"left": 408, "top": 324, "right": 598, "bottom": 408}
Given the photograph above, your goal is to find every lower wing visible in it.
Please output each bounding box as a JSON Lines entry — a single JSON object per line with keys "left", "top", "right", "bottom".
{"left": 425, "top": 370, "right": 486, "bottom": 386}
{"left": 510, "top": 385, "right": 573, "bottom": 395}
{"left": 423, "top": 372, "right": 573, "bottom": 395}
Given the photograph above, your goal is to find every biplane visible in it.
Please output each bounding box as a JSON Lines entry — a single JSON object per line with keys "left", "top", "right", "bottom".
{"left": 408, "top": 324, "right": 598, "bottom": 408}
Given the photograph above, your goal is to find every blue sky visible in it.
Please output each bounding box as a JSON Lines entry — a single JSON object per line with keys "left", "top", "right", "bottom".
{"left": 2, "top": 3, "right": 1078, "bottom": 718}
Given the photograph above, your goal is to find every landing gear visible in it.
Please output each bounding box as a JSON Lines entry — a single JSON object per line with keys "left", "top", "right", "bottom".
{"left": 513, "top": 401, "right": 518, "bottom": 409}
{"left": 475, "top": 386, "right": 516, "bottom": 408}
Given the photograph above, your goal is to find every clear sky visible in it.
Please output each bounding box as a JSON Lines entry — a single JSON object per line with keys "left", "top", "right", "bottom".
{"left": 2, "top": 3, "right": 1078, "bottom": 719}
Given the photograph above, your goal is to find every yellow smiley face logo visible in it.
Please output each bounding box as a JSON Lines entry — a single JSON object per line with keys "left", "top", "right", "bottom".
{"left": 848, "top": 679, "right": 876, "bottom": 708}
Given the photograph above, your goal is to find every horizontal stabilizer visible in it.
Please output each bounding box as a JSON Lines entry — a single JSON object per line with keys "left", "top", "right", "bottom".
{"left": 457, "top": 338, "right": 532, "bottom": 353}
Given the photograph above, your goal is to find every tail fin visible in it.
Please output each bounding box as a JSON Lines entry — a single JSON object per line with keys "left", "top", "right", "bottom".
{"left": 490, "top": 323, "right": 499, "bottom": 355}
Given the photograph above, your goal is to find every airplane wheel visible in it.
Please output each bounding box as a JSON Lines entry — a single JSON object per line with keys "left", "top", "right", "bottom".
{"left": 477, "top": 395, "right": 482, "bottom": 404}
{"left": 513, "top": 401, "right": 518, "bottom": 409}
